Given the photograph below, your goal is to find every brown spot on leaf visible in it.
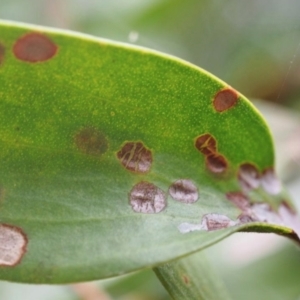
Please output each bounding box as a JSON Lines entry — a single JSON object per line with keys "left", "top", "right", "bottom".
{"left": 206, "top": 153, "right": 228, "bottom": 174}
{"left": 13, "top": 32, "right": 57, "bottom": 63}
{"left": 129, "top": 181, "right": 166, "bottom": 214}
{"left": 0, "top": 43, "right": 5, "bottom": 64}
{"left": 238, "top": 163, "right": 260, "bottom": 192}
{"left": 213, "top": 88, "right": 238, "bottom": 112}
{"left": 117, "top": 141, "right": 152, "bottom": 173}
{"left": 195, "top": 133, "right": 217, "bottom": 155}
{"left": 75, "top": 127, "right": 108, "bottom": 156}
{"left": 226, "top": 192, "right": 250, "bottom": 211}
{"left": 169, "top": 179, "right": 198, "bottom": 203}
{"left": 201, "top": 214, "right": 236, "bottom": 231}
{"left": 238, "top": 213, "right": 257, "bottom": 224}
{"left": 0, "top": 224, "right": 27, "bottom": 267}
{"left": 182, "top": 274, "right": 190, "bottom": 285}
{"left": 261, "top": 168, "right": 281, "bottom": 195}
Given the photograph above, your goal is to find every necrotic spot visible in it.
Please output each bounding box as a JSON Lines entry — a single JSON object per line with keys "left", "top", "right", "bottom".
{"left": 261, "top": 168, "right": 281, "bottom": 195}
{"left": 250, "top": 203, "right": 282, "bottom": 224}
{"left": 117, "top": 141, "right": 152, "bottom": 173}
{"left": 0, "top": 224, "right": 27, "bottom": 267}
{"left": 226, "top": 192, "right": 250, "bottom": 211}
{"left": 195, "top": 133, "right": 217, "bottom": 155}
{"left": 278, "top": 201, "right": 300, "bottom": 238}
{"left": 129, "top": 181, "right": 166, "bottom": 214}
{"left": 74, "top": 127, "right": 108, "bottom": 156}
{"left": 13, "top": 32, "right": 57, "bottom": 62}
{"left": 213, "top": 88, "right": 238, "bottom": 112}
{"left": 0, "top": 43, "right": 5, "bottom": 64}
{"left": 238, "top": 163, "right": 260, "bottom": 192}
{"left": 206, "top": 153, "right": 227, "bottom": 173}
{"left": 169, "top": 179, "right": 198, "bottom": 203}
{"left": 238, "top": 213, "right": 257, "bottom": 224}
{"left": 201, "top": 214, "right": 236, "bottom": 231}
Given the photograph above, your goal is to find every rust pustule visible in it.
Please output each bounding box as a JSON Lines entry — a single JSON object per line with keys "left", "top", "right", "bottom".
{"left": 74, "top": 127, "right": 108, "bottom": 156}
{"left": 129, "top": 181, "right": 166, "bottom": 214}
{"left": 117, "top": 141, "right": 152, "bottom": 173}
{"left": 195, "top": 133, "right": 217, "bottom": 155}
{"left": 213, "top": 88, "right": 238, "bottom": 112}
{"left": 0, "top": 224, "right": 28, "bottom": 267}
{"left": 13, "top": 32, "right": 58, "bottom": 62}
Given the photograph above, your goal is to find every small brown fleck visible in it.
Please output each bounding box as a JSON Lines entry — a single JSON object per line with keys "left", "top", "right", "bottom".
{"left": 201, "top": 213, "right": 236, "bottom": 231}
{"left": 0, "top": 43, "right": 5, "bottom": 64}
{"left": 238, "top": 163, "right": 260, "bottom": 192}
{"left": 261, "top": 168, "right": 281, "bottom": 195}
{"left": 206, "top": 153, "right": 227, "bottom": 173}
{"left": 195, "top": 133, "right": 217, "bottom": 155}
{"left": 117, "top": 141, "right": 152, "bottom": 173}
{"left": 0, "top": 224, "right": 27, "bottom": 267}
{"left": 13, "top": 32, "right": 57, "bottom": 63}
{"left": 74, "top": 127, "right": 108, "bottom": 156}
{"left": 226, "top": 192, "right": 250, "bottom": 211}
{"left": 213, "top": 88, "right": 238, "bottom": 112}
{"left": 129, "top": 181, "right": 166, "bottom": 214}
{"left": 182, "top": 274, "right": 190, "bottom": 285}
{"left": 169, "top": 179, "right": 198, "bottom": 203}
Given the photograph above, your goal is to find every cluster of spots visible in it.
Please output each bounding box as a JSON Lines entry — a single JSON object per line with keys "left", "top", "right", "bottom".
{"left": 225, "top": 192, "right": 299, "bottom": 232}
{"left": 178, "top": 191, "right": 299, "bottom": 234}
{"left": 195, "top": 133, "right": 228, "bottom": 174}
{"left": 0, "top": 224, "right": 27, "bottom": 267}
{"left": 129, "top": 179, "right": 199, "bottom": 214}
{"left": 117, "top": 141, "right": 152, "bottom": 174}
{"left": 169, "top": 179, "right": 198, "bottom": 203}
{"left": 213, "top": 88, "right": 239, "bottom": 112}
{"left": 13, "top": 32, "right": 58, "bottom": 63}
{"left": 238, "top": 163, "right": 281, "bottom": 195}
{"left": 74, "top": 127, "right": 108, "bottom": 156}
{"left": 0, "top": 42, "right": 5, "bottom": 65}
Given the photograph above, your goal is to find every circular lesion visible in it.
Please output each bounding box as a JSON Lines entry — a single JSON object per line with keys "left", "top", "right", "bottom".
{"left": 169, "top": 179, "right": 198, "bottom": 203}
{"left": 117, "top": 141, "right": 152, "bottom": 174}
{"left": 13, "top": 32, "right": 58, "bottom": 63}
{"left": 0, "top": 224, "right": 27, "bottom": 267}
{"left": 213, "top": 88, "right": 238, "bottom": 112}
{"left": 74, "top": 127, "right": 108, "bottom": 156}
{"left": 129, "top": 181, "right": 166, "bottom": 214}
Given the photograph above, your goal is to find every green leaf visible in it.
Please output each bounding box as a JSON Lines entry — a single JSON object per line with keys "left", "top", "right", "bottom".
{"left": 0, "top": 20, "right": 298, "bottom": 283}
{"left": 154, "top": 250, "right": 231, "bottom": 300}
{"left": 222, "top": 244, "right": 300, "bottom": 300}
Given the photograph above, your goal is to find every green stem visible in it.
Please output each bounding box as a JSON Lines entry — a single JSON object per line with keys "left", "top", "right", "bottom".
{"left": 153, "top": 250, "right": 232, "bottom": 300}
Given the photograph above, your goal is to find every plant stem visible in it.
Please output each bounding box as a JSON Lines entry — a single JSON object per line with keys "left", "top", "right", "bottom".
{"left": 153, "top": 250, "right": 232, "bottom": 300}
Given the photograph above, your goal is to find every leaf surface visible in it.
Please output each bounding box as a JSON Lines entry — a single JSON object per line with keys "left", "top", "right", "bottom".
{"left": 0, "top": 20, "right": 298, "bottom": 283}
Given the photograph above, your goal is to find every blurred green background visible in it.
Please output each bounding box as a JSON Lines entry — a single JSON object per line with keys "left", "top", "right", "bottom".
{"left": 1, "top": 1, "right": 300, "bottom": 299}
